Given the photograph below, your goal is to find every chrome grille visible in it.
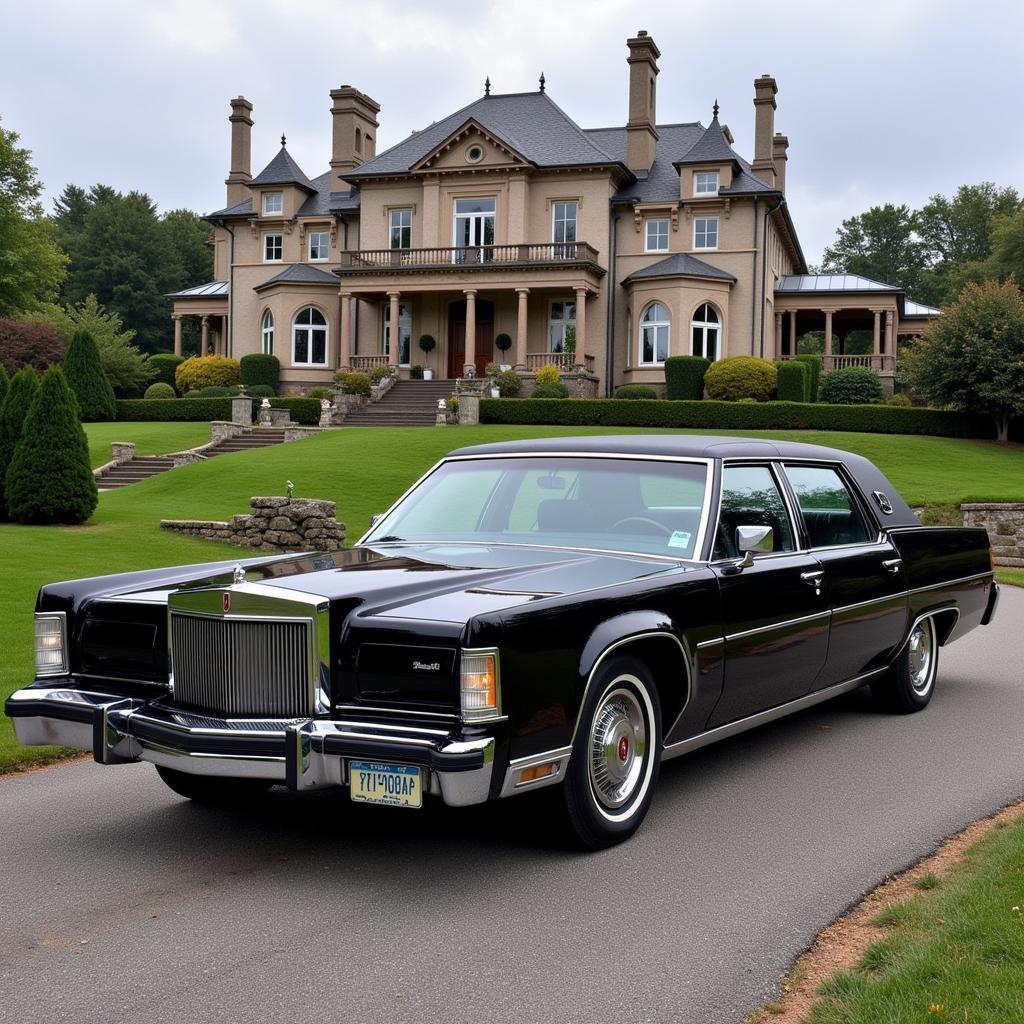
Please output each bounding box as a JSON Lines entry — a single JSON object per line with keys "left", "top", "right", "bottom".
{"left": 170, "top": 612, "right": 313, "bottom": 718}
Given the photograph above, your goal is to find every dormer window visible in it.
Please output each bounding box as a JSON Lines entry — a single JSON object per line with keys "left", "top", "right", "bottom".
{"left": 694, "top": 171, "right": 719, "bottom": 195}
{"left": 262, "top": 192, "right": 283, "bottom": 215}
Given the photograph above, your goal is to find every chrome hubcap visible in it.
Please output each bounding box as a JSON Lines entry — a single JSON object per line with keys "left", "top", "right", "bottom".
{"left": 908, "top": 620, "right": 934, "bottom": 695}
{"left": 589, "top": 686, "right": 647, "bottom": 810}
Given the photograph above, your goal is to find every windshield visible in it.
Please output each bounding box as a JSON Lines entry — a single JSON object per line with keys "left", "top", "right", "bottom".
{"left": 362, "top": 456, "right": 709, "bottom": 559}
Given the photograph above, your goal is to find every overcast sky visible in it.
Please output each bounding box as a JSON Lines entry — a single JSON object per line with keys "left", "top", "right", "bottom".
{"left": 3, "top": 0, "right": 1022, "bottom": 264}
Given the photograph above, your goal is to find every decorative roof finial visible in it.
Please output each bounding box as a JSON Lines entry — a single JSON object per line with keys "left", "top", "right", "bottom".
{"left": 539, "top": 72, "right": 546, "bottom": 93}
{"left": 712, "top": 99, "right": 719, "bottom": 119}
{"left": 484, "top": 76, "right": 491, "bottom": 97}
{"left": 281, "top": 133, "right": 287, "bottom": 147}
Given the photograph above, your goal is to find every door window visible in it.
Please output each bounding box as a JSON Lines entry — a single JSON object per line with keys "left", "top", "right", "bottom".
{"left": 713, "top": 465, "right": 795, "bottom": 559}
{"left": 453, "top": 198, "right": 496, "bottom": 262}
{"left": 783, "top": 465, "right": 872, "bottom": 548}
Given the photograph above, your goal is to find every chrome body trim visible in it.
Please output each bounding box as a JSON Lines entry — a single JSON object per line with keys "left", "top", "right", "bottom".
{"left": 900, "top": 606, "right": 960, "bottom": 651}
{"left": 499, "top": 745, "right": 573, "bottom": 798}
{"left": 334, "top": 703, "right": 459, "bottom": 721}
{"left": 724, "top": 609, "right": 831, "bottom": 643}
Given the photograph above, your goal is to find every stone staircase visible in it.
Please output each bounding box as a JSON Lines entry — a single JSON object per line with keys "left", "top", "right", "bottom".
{"left": 95, "top": 455, "right": 177, "bottom": 490}
{"left": 203, "top": 428, "right": 290, "bottom": 458}
{"left": 342, "top": 380, "right": 454, "bottom": 427}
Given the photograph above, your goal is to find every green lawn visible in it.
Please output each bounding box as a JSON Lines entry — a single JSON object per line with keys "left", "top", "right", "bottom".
{"left": 3, "top": 424, "right": 1024, "bottom": 770}
{"left": 807, "top": 813, "right": 1024, "bottom": 1022}
{"left": 997, "top": 569, "right": 1024, "bottom": 588}
{"left": 86, "top": 421, "right": 211, "bottom": 468}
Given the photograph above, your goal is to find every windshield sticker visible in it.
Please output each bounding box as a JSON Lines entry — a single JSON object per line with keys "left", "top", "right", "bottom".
{"left": 668, "top": 531, "right": 692, "bottom": 549}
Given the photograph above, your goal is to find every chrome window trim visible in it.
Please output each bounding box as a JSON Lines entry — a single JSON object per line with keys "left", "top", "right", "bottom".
{"left": 708, "top": 460, "right": 800, "bottom": 562}
{"left": 34, "top": 611, "right": 68, "bottom": 678}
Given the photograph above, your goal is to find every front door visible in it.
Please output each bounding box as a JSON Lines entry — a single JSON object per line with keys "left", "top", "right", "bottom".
{"left": 447, "top": 299, "right": 495, "bottom": 378}
{"left": 453, "top": 198, "right": 496, "bottom": 263}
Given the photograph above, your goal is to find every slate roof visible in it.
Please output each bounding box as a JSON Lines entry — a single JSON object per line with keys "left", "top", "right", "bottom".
{"left": 622, "top": 253, "right": 737, "bottom": 284}
{"left": 206, "top": 173, "right": 359, "bottom": 220}
{"left": 342, "top": 92, "right": 624, "bottom": 179}
{"left": 206, "top": 198, "right": 253, "bottom": 218}
{"left": 167, "top": 280, "right": 229, "bottom": 298}
{"left": 253, "top": 264, "right": 340, "bottom": 291}
{"left": 672, "top": 115, "right": 740, "bottom": 166}
{"left": 776, "top": 274, "right": 902, "bottom": 294}
{"left": 248, "top": 143, "right": 317, "bottom": 191}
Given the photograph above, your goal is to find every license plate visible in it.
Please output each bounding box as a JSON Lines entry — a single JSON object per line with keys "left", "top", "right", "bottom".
{"left": 349, "top": 761, "right": 423, "bottom": 809}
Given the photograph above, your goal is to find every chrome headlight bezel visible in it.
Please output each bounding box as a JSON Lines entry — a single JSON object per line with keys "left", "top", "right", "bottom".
{"left": 34, "top": 612, "right": 69, "bottom": 677}
{"left": 459, "top": 647, "right": 502, "bottom": 723}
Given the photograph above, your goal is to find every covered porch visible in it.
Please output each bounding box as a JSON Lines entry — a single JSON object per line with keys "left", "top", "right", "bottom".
{"left": 168, "top": 281, "right": 230, "bottom": 357}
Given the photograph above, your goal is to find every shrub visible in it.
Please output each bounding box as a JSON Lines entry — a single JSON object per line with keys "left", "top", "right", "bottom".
{"left": 793, "top": 354, "right": 822, "bottom": 402}
{"left": 532, "top": 381, "right": 570, "bottom": 399}
{"left": 369, "top": 364, "right": 395, "bottom": 384}
{"left": 664, "top": 356, "right": 710, "bottom": 400}
{"left": 239, "top": 353, "right": 280, "bottom": 392}
{"left": 447, "top": 395, "right": 459, "bottom": 413}
{"left": 306, "top": 387, "right": 333, "bottom": 400}
{"left": 410, "top": 365, "right": 424, "bottom": 380}
{"left": 495, "top": 332, "right": 512, "bottom": 354}
{"left": 149, "top": 353, "right": 185, "bottom": 392}
{"left": 0, "top": 367, "right": 41, "bottom": 521}
{"left": 614, "top": 384, "right": 658, "bottom": 400}
{"left": 885, "top": 392, "right": 913, "bottom": 407}
{"left": 820, "top": 366, "right": 883, "bottom": 405}
{"left": 63, "top": 328, "right": 117, "bottom": 421}
{"left": 534, "top": 363, "right": 562, "bottom": 387}
{"left": 496, "top": 369, "right": 522, "bottom": 397}
{"left": 484, "top": 362, "right": 501, "bottom": 378}
{"left": 193, "top": 386, "right": 233, "bottom": 398}
{"left": 144, "top": 382, "right": 176, "bottom": 399}
{"left": 116, "top": 398, "right": 238, "bottom": 422}
{"left": 704, "top": 356, "right": 778, "bottom": 402}
{"left": 246, "top": 384, "right": 275, "bottom": 398}
{"left": 775, "top": 360, "right": 809, "bottom": 403}
{"left": 336, "top": 371, "right": 372, "bottom": 397}
{"left": 269, "top": 398, "right": 319, "bottom": 425}
{"left": 6, "top": 366, "right": 97, "bottom": 524}
{"left": 0, "top": 364, "right": 8, "bottom": 407}
{"left": 0, "top": 318, "right": 65, "bottom": 375}
{"left": 418, "top": 334, "right": 436, "bottom": 355}
{"left": 175, "top": 355, "right": 241, "bottom": 393}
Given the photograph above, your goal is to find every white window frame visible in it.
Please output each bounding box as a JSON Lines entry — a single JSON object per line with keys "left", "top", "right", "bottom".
{"left": 694, "top": 171, "right": 719, "bottom": 195}
{"left": 694, "top": 216, "right": 719, "bottom": 251}
{"left": 645, "top": 217, "right": 669, "bottom": 253}
{"left": 547, "top": 299, "right": 577, "bottom": 354}
{"left": 691, "top": 302, "right": 721, "bottom": 361}
{"left": 262, "top": 192, "right": 283, "bottom": 215}
{"left": 260, "top": 309, "right": 274, "bottom": 355}
{"left": 551, "top": 201, "right": 578, "bottom": 245}
{"left": 292, "top": 306, "right": 328, "bottom": 367}
{"left": 452, "top": 197, "right": 496, "bottom": 248}
{"left": 389, "top": 209, "right": 412, "bottom": 250}
{"left": 639, "top": 303, "right": 670, "bottom": 366}
{"left": 263, "top": 233, "right": 283, "bottom": 263}
{"left": 307, "top": 230, "right": 330, "bottom": 262}
{"left": 383, "top": 303, "right": 412, "bottom": 365}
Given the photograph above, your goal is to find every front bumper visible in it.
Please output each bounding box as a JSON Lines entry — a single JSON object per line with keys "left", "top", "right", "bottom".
{"left": 5, "top": 683, "right": 496, "bottom": 808}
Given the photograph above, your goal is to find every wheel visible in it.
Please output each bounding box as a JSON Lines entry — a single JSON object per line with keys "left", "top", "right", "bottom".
{"left": 870, "top": 615, "right": 939, "bottom": 714}
{"left": 562, "top": 656, "right": 662, "bottom": 849}
{"left": 155, "top": 764, "right": 273, "bottom": 804}
{"left": 610, "top": 516, "right": 672, "bottom": 537}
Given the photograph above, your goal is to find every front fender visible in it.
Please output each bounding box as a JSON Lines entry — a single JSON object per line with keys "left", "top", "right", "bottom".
{"left": 578, "top": 610, "right": 680, "bottom": 681}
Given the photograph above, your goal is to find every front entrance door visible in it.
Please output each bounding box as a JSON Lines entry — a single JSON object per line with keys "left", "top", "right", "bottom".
{"left": 447, "top": 299, "right": 494, "bottom": 378}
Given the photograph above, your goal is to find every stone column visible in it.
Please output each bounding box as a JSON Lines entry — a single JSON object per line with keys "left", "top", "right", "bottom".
{"left": 515, "top": 288, "right": 529, "bottom": 370}
{"left": 464, "top": 289, "right": 477, "bottom": 376}
{"left": 823, "top": 310, "right": 833, "bottom": 359}
{"left": 789, "top": 310, "right": 797, "bottom": 356}
{"left": 340, "top": 293, "right": 352, "bottom": 370}
{"left": 387, "top": 292, "right": 401, "bottom": 368}
{"left": 774, "top": 312, "right": 782, "bottom": 360}
{"left": 873, "top": 310, "right": 882, "bottom": 358}
{"left": 173, "top": 315, "right": 183, "bottom": 356}
{"left": 884, "top": 310, "right": 894, "bottom": 360}
{"left": 574, "top": 287, "right": 587, "bottom": 369}
{"left": 201, "top": 315, "right": 210, "bottom": 353}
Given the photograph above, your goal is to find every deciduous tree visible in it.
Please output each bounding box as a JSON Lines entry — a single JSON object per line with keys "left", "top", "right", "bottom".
{"left": 820, "top": 204, "right": 923, "bottom": 296}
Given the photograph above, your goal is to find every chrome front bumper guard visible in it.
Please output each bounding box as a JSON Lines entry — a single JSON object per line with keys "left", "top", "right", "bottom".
{"left": 6, "top": 685, "right": 495, "bottom": 808}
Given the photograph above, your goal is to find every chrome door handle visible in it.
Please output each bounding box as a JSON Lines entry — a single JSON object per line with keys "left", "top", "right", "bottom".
{"left": 882, "top": 558, "right": 903, "bottom": 574}
{"left": 800, "top": 570, "right": 825, "bottom": 596}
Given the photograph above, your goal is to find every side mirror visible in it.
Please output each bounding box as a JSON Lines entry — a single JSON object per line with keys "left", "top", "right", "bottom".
{"left": 369, "top": 513, "right": 384, "bottom": 528}
{"left": 734, "top": 525, "right": 773, "bottom": 568}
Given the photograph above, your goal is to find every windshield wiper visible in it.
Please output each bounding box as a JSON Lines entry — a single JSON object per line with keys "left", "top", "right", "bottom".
{"left": 371, "top": 535, "right": 405, "bottom": 543}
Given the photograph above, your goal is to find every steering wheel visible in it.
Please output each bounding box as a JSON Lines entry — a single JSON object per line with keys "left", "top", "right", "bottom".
{"left": 610, "top": 516, "right": 673, "bottom": 537}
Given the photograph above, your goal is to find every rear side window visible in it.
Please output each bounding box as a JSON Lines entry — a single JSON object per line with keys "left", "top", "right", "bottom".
{"left": 783, "top": 465, "right": 872, "bottom": 548}
{"left": 713, "top": 465, "right": 795, "bottom": 559}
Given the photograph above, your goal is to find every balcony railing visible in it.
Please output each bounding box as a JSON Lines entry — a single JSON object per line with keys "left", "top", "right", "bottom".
{"left": 349, "top": 355, "right": 392, "bottom": 372}
{"left": 782, "top": 353, "right": 896, "bottom": 374}
{"left": 525, "top": 352, "right": 596, "bottom": 373}
{"left": 338, "top": 242, "right": 602, "bottom": 273}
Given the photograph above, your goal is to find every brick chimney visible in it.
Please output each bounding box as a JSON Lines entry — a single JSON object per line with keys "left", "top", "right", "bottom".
{"left": 772, "top": 133, "right": 789, "bottom": 194}
{"left": 751, "top": 75, "right": 778, "bottom": 187}
{"left": 330, "top": 86, "right": 381, "bottom": 176}
{"left": 626, "top": 30, "right": 660, "bottom": 172}
{"left": 225, "top": 96, "right": 253, "bottom": 207}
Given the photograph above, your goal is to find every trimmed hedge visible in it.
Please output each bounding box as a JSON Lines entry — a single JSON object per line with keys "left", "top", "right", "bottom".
{"left": 176, "top": 356, "right": 241, "bottom": 393}
{"left": 792, "top": 354, "right": 822, "bottom": 401}
{"left": 144, "top": 382, "right": 176, "bottom": 399}
{"left": 776, "top": 360, "right": 809, "bottom": 403}
{"left": 149, "top": 353, "right": 185, "bottom": 391}
{"left": 614, "top": 384, "right": 659, "bottom": 400}
{"left": 240, "top": 353, "right": 280, "bottom": 391}
{"left": 704, "top": 356, "right": 777, "bottom": 402}
{"left": 269, "top": 398, "right": 319, "bottom": 425}
{"left": 820, "top": 365, "right": 883, "bottom": 405}
{"left": 664, "top": 356, "right": 711, "bottom": 400}
{"left": 117, "top": 398, "right": 239, "bottom": 422}
{"left": 479, "top": 397, "right": 995, "bottom": 438}
{"left": 533, "top": 382, "right": 570, "bottom": 398}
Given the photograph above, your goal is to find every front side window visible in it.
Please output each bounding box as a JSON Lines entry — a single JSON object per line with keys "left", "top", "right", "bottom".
{"left": 783, "top": 464, "right": 873, "bottom": 548}
{"left": 713, "top": 464, "right": 795, "bottom": 560}
{"left": 639, "top": 303, "right": 670, "bottom": 365}
{"left": 691, "top": 303, "right": 720, "bottom": 360}
{"left": 264, "top": 233, "right": 283, "bottom": 262}
{"left": 548, "top": 300, "right": 577, "bottom": 353}
{"left": 363, "top": 456, "right": 709, "bottom": 560}
{"left": 383, "top": 303, "right": 412, "bottom": 365}
{"left": 260, "top": 310, "right": 274, "bottom": 355}
{"left": 292, "top": 306, "right": 328, "bottom": 366}
{"left": 262, "top": 192, "right": 283, "bottom": 215}
{"left": 308, "top": 231, "right": 330, "bottom": 261}
{"left": 694, "top": 171, "right": 719, "bottom": 195}
{"left": 552, "top": 201, "right": 577, "bottom": 244}
{"left": 694, "top": 216, "right": 718, "bottom": 250}
{"left": 389, "top": 209, "right": 412, "bottom": 250}
{"left": 645, "top": 218, "right": 669, "bottom": 252}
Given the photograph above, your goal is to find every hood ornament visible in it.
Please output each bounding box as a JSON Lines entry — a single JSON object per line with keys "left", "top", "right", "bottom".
{"left": 232, "top": 564, "right": 246, "bottom": 586}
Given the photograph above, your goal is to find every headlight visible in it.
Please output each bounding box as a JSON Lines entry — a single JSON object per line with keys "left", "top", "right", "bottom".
{"left": 34, "top": 613, "right": 68, "bottom": 676}
{"left": 460, "top": 648, "right": 501, "bottom": 722}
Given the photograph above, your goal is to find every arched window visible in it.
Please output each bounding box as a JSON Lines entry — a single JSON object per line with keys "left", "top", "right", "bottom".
{"left": 292, "top": 306, "right": 328, "bottom": 366}
{"left": 639, "top": 303, "right": 670, "bottom": 365}
{"left": 260, "top": 310, "right": 274, "bottom": 355}
{"left": 354, "top": 129, "right": 362, "bottom": 153}
{"left": 691, "top": 303, "right": 720, "bottom": 361}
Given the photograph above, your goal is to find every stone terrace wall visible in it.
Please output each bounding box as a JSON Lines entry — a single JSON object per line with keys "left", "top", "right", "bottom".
{"left": 962, "top": 503, "right": 1024, "bottom": 567}
{"left": 161, "top": 496, "right": 345, "bottom": 552}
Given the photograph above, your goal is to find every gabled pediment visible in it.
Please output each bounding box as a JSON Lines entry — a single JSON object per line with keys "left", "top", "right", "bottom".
{"left": 411, "top": 119, "right": 533, "bottom": 173}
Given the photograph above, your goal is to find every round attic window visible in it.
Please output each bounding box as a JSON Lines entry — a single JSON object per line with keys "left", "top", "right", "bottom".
{"left": 466, "top": 145, "right": 484, "bottom": 163}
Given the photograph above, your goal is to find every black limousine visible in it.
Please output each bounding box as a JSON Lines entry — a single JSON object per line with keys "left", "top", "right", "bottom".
{"left": 8, "top": 436, "right": 999, "bottom": 848}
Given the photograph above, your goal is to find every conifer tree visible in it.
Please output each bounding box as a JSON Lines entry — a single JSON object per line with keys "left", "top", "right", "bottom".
{"left": 0, "top": 366, "right": 40, "bottom": 520}
{"left": 6, "top": 366, "right": 97, "bottom": 524}
{"left": 0, "top": 363, "right": 8, "bottom": 406}
{"left": 63, "top": 327, "right": 116, "bottom": 420}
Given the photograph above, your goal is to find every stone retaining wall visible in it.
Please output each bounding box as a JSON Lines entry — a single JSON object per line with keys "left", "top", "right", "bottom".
{"left": 962, "top": 503, "right": 1024, "bottom": 567}
{"left": 161, "top": 496, "right": 346, "bottom": 552}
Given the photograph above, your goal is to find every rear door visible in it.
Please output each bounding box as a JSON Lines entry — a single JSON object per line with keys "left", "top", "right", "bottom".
{"left": 780, "top": 462, "right": 908, "bottom": 688}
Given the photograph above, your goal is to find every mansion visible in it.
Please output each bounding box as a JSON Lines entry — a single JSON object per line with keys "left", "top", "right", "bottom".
{"left": 170, "top": 30, "right": 939, "bottom": 394}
